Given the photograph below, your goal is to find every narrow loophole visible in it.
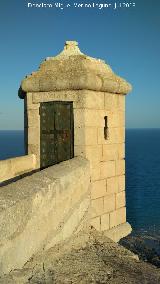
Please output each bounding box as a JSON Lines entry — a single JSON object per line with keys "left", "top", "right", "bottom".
{"left": 104, "top": 116, "right": 109, "bottom": 140}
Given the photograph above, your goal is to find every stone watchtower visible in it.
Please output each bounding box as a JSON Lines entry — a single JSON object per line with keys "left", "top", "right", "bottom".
{"left": 19, "top": 41, "right": 132, "bottom": 239}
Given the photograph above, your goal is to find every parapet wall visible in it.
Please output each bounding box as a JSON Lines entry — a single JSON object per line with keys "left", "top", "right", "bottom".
{"left": 0, "top": 154, "right": 36, "bottom": 184}
{"left": 0, "top": 157, "right": 91, "bottom": 276}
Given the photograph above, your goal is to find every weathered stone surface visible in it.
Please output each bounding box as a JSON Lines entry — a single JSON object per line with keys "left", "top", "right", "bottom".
{"left": 32, "top": 90, "right": 105, "bottom": 109}
{"left": 74, "top": 127, "right": 98, "bottom": 146}
{"left": 74, "top": 145, "right": 102, "bottom": 166}
{"left": 19, "top": 41, "right": 132, "bottom": 95}
{"left": 91, "top": 179, "right": 106, "bottom": 199}
{"left": 98, "top": 126, "right": 125, "bottom": 145}
{"left": 28, "top": 127, "right": 39, "bottom": 145}
{"left": 118, "top": 94, "right": 125, "bottom": 110}
{"left": 102, "top": 143, "right": 119, "bottom": 161}
{"left": 101, "top": 213, "right": 110, "bottom": 231}
{"left": 0, "top": 157, "right": 91, "bottom": 276}
{"left": 116, "top": 159, "right": 125, "bottom": 175}
{"left": 0, "top": 154, "right": 36, "bottom": 184}
{"left": 110, "top": 207, "right": 126, "bottom": 228}
{"left": 104, "top": 194, "right": 116, "bottom": 213}
{"left": 90, "top": 216, "right": 101, "bottom": 231}
{"left": 116, "top": 191, "right": 126, "bottom": 209}
{"left": 105, "top": 93, "right": 119, "bottom": 110}
{"left": 90, "top": 164, "right": 101, "bottom": 181}
{"left": 16, "top": 41, "right": 132, "bottom": 253}
{"left": 106, "top": 176, "right": 119, "bottom": 195}
{"left": 1, "top": 228, "right": 160, "bottom": 284}
{"left": 27, "top": 109, "right": 40, "bottom": 127}
{"left": 91, "top": 197, "right": 104, "bottom": 218}
{"left": 100, "top": 161, "right": 115, "bottom": 179}
{"left": 118, "top": 175, "right": 125, "bottom": 192}
{"left": 118, "top": 143, "right": 125, "bottom": 159}
{"left": 104, "top": 222, "right": 132, "bottom": 242}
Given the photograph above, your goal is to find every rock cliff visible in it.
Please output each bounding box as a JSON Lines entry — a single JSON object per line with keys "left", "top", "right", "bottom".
{"left": 0, "top": 228, "right": 160, "bottom": 284}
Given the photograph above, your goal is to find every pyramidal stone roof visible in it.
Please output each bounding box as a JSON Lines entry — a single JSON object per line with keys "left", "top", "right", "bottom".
{"left": 19, "top": 41, "right": 132, "bottom": 97}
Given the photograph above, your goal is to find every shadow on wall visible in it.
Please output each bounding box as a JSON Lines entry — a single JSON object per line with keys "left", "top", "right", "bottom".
{"left": 0, "top": 157, "right": 91, "bottom": 276}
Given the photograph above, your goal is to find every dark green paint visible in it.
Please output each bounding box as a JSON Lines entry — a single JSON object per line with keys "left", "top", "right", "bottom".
{"left": 40, "top": 101, "right": 74, "bottom": 168}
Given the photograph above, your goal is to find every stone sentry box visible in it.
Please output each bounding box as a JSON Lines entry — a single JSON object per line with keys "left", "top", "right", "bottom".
{"left": 19, "top": 41, "right": 132, "bottom": 234}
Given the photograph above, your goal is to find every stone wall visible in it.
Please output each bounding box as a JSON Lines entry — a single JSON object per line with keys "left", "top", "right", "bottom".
{"left": 0, "top": 154, "right": 36, "bottom": 184}
{"left": 0, "top": 41, "right": 132, "bottom": 277}
{"left": 24, "top": 89, "right": 130, "bottom": 236}
{"left": 84, "top": 92, "right": 126, "bottom": 232}
{"left": 0, "top": 157, "right": 91, "bottom": 276}
{"left": 19, "top": 41, "right": 132, "bottom": 257}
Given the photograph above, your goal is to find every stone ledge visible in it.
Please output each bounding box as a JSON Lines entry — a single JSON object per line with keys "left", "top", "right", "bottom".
{"left": 103, "top": 222, "right": 132, "bottom": 242}
{"left": 0, "top": 157, "right": 91, "bottom": 276}
{"left": 19, "top": 41, "right": 132, "bottom": 96}
{"left": 0, "top": 154, "right": 36, "bottom": 184}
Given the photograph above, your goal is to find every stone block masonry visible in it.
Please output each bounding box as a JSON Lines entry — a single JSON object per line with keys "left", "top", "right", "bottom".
{"left": 19, "top": 42, "right": 132, "bottom": 247}
{"left": 25, "top": 88, "right": 130, "bottom": 237}
{"left": 0, "top": 41, "right": 133, "bottom": 278}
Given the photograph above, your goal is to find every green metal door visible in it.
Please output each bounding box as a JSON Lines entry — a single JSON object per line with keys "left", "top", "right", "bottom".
{"left": 40, "top": 101, "right": 74, "bottom": 168}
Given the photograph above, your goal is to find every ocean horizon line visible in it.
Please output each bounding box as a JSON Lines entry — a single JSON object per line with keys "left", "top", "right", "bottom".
{"left": 0, "top": 128, "right": 160, "bottom": 131}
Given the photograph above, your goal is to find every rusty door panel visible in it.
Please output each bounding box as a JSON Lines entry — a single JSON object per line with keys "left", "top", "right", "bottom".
{"left": 40, "top": 101, "right": 74, "bottom": 168}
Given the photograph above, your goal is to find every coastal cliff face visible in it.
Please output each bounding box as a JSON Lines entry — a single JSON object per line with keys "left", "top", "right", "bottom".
{"left": 1, "top": 228, "right": 160, "bottom": 284}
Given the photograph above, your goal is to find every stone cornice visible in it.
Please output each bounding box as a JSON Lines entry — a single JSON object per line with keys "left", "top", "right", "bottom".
{"left": 19, "top": 41, "right": 132, "bottom": 97}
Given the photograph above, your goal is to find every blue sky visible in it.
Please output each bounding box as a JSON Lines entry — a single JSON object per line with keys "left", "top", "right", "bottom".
{"left": 0, "top": 0, "right": 160, "bottom": 129}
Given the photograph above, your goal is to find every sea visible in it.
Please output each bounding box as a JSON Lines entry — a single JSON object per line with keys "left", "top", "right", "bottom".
{"left": 126, "top": 129, "right": 160, "bottom": 233}
{"left": 0, "top": 129, "right": 160, "bottom": 233}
